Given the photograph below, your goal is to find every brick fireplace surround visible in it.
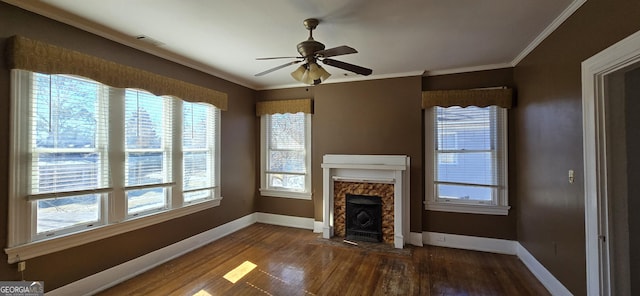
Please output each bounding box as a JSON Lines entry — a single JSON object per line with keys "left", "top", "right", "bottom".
{"left": 321, "top": 155, "right": 410, "bottom": 248}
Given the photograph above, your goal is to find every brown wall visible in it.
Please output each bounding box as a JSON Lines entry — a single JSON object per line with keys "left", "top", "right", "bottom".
{"left": 421, "top": 68, "right": 517, "bottom": 240}
{"left": 513, "top": 0, "right": 640, "bottom": 294}
{"left": 0, "top": 3, "right": 257, "bottom": 291}
{"left": 258, "top": 77, "right": 424, "bottom": 232}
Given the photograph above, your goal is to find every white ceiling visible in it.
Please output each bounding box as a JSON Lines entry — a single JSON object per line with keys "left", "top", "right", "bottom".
{"left": 5, "top": 0, "right": 581, "bottom": 90}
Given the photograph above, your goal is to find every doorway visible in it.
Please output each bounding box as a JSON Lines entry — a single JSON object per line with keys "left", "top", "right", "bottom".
{"left": 582, "top": 29, "right": 640, "bottom": 296}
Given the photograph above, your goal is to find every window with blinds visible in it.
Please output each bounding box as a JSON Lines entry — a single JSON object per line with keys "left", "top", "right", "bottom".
{"left": 124, "top": 90, "right": 173, "bottom": 216}
{"left": 426, "top": 105, "right": 508, "bottom": 215}
{"left": 261, "top": 112, "right": 311, "bottom": 198}
{"left": 10, "top": 69, "right": 222, "bottom": 244}
{"left": 182, "top": 102, "right": 218, "bottom": 203}
{"left": 30, "top": 73, "right": 109, "bottom": 236}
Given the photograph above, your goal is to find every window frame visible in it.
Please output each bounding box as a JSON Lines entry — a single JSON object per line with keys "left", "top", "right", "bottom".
{"left": 259, "top": 112, "right": 312, "bottom": 200}
{"left": 6, "top": 70, "right": 222, "bottom": 263}
{"left": 124, "top": 90, "right": 174, "bottom": 218}
{"left": 424, "top": 106, "right": 510, "bottom": 215}
{"left": 181, "top": 101, "right": 220, "bottom": 205}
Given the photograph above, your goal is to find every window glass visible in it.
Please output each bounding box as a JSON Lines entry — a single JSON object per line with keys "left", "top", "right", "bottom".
{"left": 429, "top": 105, "right": 507, "bottom": 210}
{"left": 267, "top": 113, "right": 307, "bottom": 191}
{"left": 183, "top": 102, "right": 217, "bottom": 203}
{"left": 124, "top": 90, "right": 172, "bottom": 215}
{"left": 260, "top": 111, "right": 311, "bottom": 198}
{"left": 31, "top": 73, "right": 107, "bottom": 235}
{"left": 10, "top": 69, "right": 222, "bottom": 246}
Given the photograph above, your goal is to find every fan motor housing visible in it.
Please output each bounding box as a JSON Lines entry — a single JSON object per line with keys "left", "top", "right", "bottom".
{"left": 297, "top": 40, "right": 325, "bottom": 58}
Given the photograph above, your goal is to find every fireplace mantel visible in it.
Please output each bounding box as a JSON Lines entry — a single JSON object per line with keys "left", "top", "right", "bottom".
{"left": 321, "top": 154, "right": 410, "bottom": 248}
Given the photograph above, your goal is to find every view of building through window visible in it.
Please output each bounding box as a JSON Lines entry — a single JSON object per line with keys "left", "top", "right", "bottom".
{"left": 435, "top": 106, "right": 499, "bottom": 202}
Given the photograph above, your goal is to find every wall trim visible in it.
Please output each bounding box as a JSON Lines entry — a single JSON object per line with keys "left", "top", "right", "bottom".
{"left": 423, "top": 63, "right": 513, "bottom": 77}
{"left": 422, "top": 231, "right": 517, "bottom": 255}
{"left": 582, "top": 27, "right": 640, "bottom": 296}
{"left": 421, "top": 232, "right": 571, "bottom": 295}
{"left": 254, "top": 212, "right": 315, "bottom": 230}
{"left": 408, "top": 232, "right": 424, "bottom": 247}
{"left": 511, "top": 0, "right": 587, "bottom": 66}
{"left": 313, "top": 221, "right": 324, "bottom": 233}
{"left": 516, "top": 243, "right": 573, "bottom": 296}
{"left": 48, "top": 212, "right": 316, "bottom": 295}
{"left": 47, "top": 214, "right": 257, "bottom": 296}
{"left": 46, "top": 215, "right": 572, "bottom": 295}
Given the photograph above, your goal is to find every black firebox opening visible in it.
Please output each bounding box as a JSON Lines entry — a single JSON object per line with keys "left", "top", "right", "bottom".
{"left": 345, "top": 194, "right": 383, "bottom": 243}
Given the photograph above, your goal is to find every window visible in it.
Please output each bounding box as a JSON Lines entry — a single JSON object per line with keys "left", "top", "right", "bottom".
{"left": 125, "top": 90, "right": 173, "bottom": 217}
{"left": 8, "top": 70, "right": 221, "bottom": 256}
{"left": 182, "top": 101, "right": 219, "bottom": 203}
{"left": 425, "top": 106, "right": 509, "bottom": 215}
{"left": 260, "top": 112, "right": 311, "bottom": 199}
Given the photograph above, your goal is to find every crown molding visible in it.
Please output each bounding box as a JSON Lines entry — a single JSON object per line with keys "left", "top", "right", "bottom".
{"left": 1, "top": 0, "right": 257, "bottom": 90}
{"left": 511, "top": 0, "right": 587, "bottom": 66}
{"left": 3, "top": 0, "right": 587, "bottom": 90}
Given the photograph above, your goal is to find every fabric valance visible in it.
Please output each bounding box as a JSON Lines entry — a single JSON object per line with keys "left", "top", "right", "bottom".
{"left": 6, "top": 35, "right": 228, "bottom": 110}
{"left": 422, "top": 88, "right": 513, "bottom": 109}
{"left": 256, "top": 98, "right": 313, "bottom": 116}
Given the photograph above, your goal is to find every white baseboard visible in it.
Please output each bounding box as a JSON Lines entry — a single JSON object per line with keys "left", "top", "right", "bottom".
{"left": 47, "top": 214, "right": 257, "bottom": 296}
{"left": 408, "top": 232, "right": 424, "bottom": 246}
{"left": 254, "top": 212, "right": 314, "bottom": 230}
{"left": 423, "top": 231, "right": 517, "bottom": 255}
{"left": 47, "top": 215, "right": 571, "bottom": 296}
{"left": 516, "top": 243, "right": 572, "bottom": 296}
{"left": 48, "top": 212, "right": 317, "bottom": 296}
{"left": 421, "top": 232, "right": 572, "bottom": 296}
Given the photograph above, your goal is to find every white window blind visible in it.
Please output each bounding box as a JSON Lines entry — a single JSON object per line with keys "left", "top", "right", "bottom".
{"left": 434, "top": 106, "right": 505, "bottom": 204}
{"left": 29, "top": 72, "right": 109, "bottom": 235}
{"left": 9, "top": 69, "right": 222, "bottom": 253}
{"left": 182, "top": 102, "right": 218, "bottom": 203}
{"left": 266, "top": 112, "right": 307, "bottom": 192}
{"left": 124, "top": 90, "right": 173, "bottom": 215}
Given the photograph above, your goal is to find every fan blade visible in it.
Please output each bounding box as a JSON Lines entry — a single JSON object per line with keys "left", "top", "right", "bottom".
{"left": 255, "top": 60, "right": 301, "bottom": 76}
{"left": 315, "top": 45, "right": 357, "bottom": 58}
{"left": 256, "top": 56, "right": 302, "bottom": 60}
{"left": 322, "top": 58, "right": 372, "bottom": 76}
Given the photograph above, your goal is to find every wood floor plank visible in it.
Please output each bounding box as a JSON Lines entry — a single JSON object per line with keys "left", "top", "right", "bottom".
{"left": 96, "top": 224, "right": 550, "bottom": 296}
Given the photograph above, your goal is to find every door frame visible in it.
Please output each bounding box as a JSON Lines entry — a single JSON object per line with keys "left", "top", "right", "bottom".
{"left": 582, "top": 29, "right": 640, "bottom": 296}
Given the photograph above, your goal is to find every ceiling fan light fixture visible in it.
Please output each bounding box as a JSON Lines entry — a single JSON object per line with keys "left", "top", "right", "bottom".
{"left": 257, "top": 18, "right": 371, "bottom": 85}
{"left": 308, "top": 62, "right": 322, "bottom": 80}
{"left": 302, "top": 69, "right": 316, "bottom": 85}
{"left": 306, "top": 62, "right": 331, "bottom": 85}
{"left": 291, "top": 64, "right": 308, "bottom": 82}
{"left": 317, "top": 65, "right": 331, "bottom": 81}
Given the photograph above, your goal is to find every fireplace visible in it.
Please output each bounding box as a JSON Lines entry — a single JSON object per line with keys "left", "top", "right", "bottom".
{"left": 321, "top": 155, "right": 410, "bottom": 249}
{"left": 345, "top": 194, "right": 383, "bottom": 243}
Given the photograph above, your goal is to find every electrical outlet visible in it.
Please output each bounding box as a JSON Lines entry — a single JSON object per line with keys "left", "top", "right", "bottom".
{"left": 17, "top": 261, "right": 26, "bottom": 272}
{"left": 435, "top": 234, "right": 446, "bottom": 242}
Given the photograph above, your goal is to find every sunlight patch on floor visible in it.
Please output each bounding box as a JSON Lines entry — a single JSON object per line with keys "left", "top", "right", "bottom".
{"left": 192, "top": 289, "right": 212, "bottom": 296}
{"left": 223, "top": 261, "right": 257, "bottom": 284}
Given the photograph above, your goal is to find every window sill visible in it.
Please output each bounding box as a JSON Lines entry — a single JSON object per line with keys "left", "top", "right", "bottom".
{"left": 425, "top": 201, "right": 510, "bottom": 215}
{"left": 5, "top": 197, "right": 222, "bottom": 264}
{"left": 259, "top": 189, "right": 312, "bottom": 200}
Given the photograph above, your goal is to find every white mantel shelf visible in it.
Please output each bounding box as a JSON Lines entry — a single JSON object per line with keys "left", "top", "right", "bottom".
{"left": 321, "top": 154, "right": 410, "bottom": 249}
{"left": 321, "top": 163, "right": 408, "bottom": 171}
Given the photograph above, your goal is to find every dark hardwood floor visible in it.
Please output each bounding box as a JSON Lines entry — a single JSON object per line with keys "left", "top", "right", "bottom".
{"left": 97, "top": 224, "right": 549, "bottom": 295}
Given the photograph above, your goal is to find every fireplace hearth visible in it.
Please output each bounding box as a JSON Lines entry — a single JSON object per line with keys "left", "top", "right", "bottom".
{"left": 346, "top": 194, "right": 383, "bottom": 243}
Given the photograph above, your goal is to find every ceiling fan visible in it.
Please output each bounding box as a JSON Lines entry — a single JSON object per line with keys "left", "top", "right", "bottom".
{"left": 255, "top": 18, "right": 372, "bottom": 85}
